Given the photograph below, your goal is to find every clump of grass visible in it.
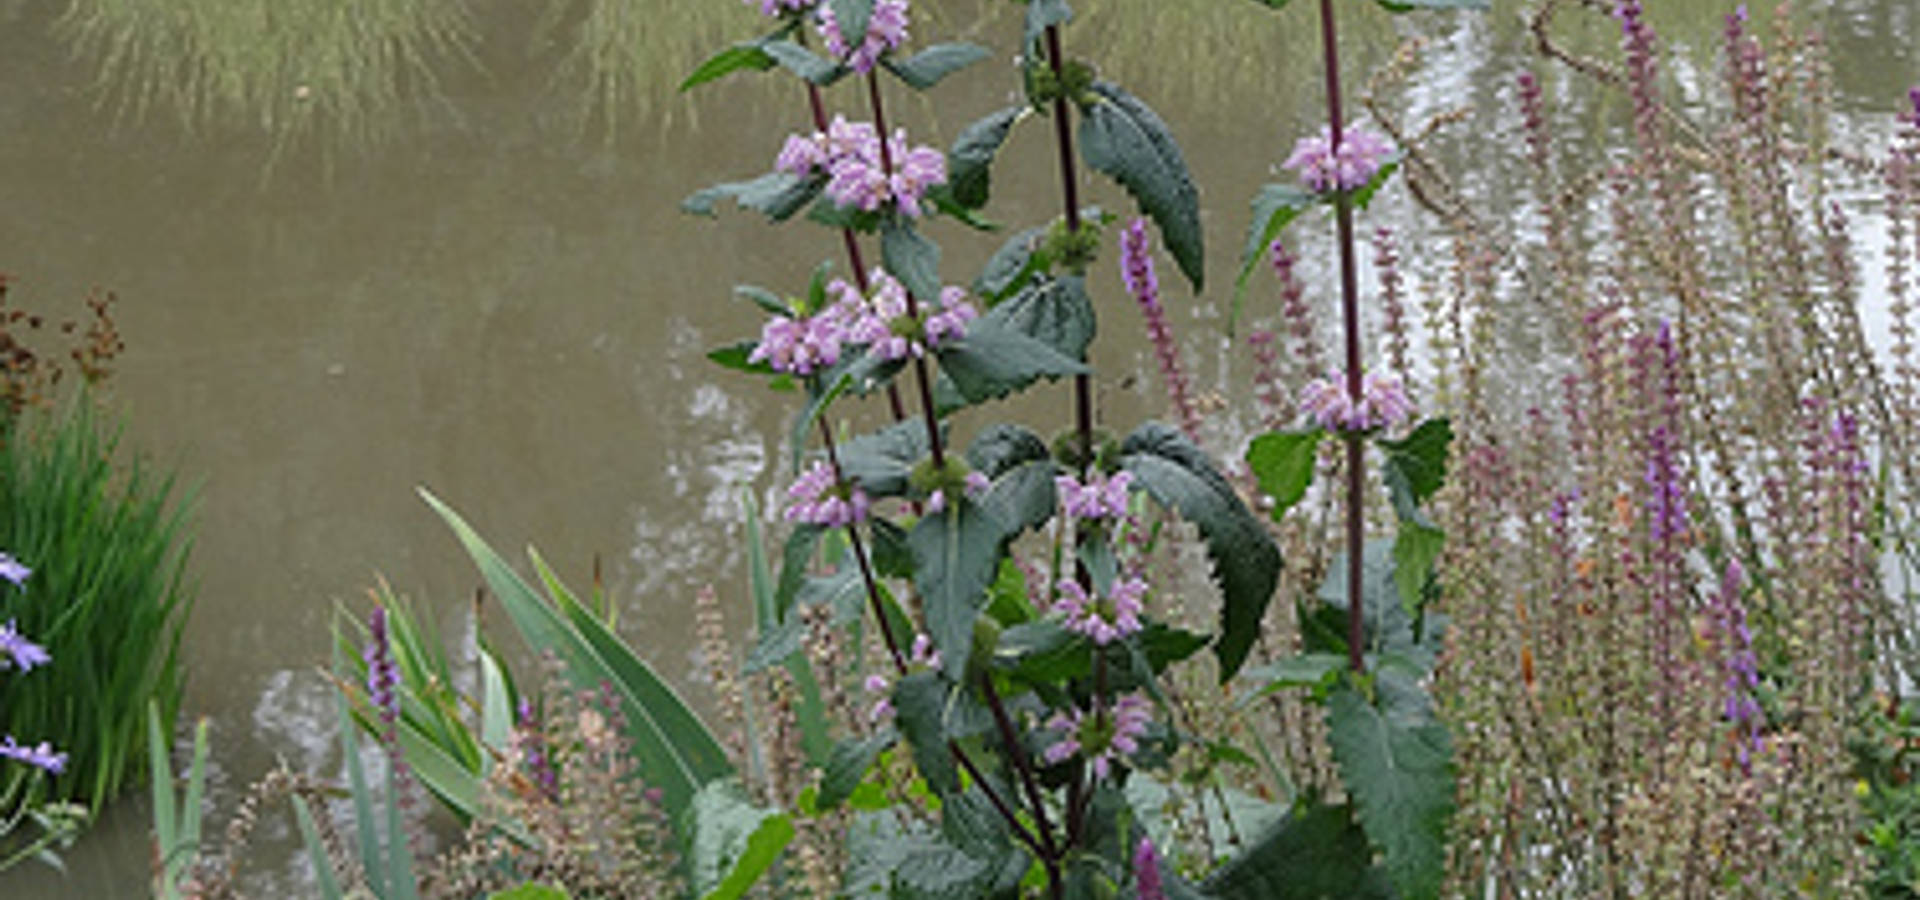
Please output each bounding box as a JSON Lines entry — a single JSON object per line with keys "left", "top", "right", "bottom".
{"left": 0, "top": 399, "right": 195, "bottom": 817}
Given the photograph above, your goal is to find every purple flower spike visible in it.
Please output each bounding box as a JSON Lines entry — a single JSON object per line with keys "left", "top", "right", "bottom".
{"left": 817, "top": 0, "right": 910, "bottom": 74}
{"left": 364, "top": 607, "right": 401, "bottom": 740}
{"left": 0, "top": 735, "right": 67, "bottom": 775}
{"left": 1134, "top": 837, "right": 1167, "bottom": 900}
{"left": 0, "top": 620, "right": 51, "bottom": 673}
{"left": 785, "top": 460, "right": 871, "bottom": 528}
{"left": 0, "top": 552, "right": 29, "bottom": 588}
{"left": 1282, "top": 125, "right": 1394, "bottom": 194}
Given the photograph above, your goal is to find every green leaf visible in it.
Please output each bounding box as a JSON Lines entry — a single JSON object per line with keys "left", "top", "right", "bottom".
{"left": 911, "top": 497, "right": 1008, "bottom": 678}
{"left": 1024, "top": 0, "right": 1073, "bottom": 52}
{"left": 975, "top": 224, "right": 1049, "bottom": 301}
{"left": 787, "top": 371, "right": 853, "bottom": 473}
{"left": 870, "top": 516, "right": 915, "bottom": 579}
{"left": 1349, "top": 158, "right": 1400, "bottom": 211}
{"left": 885, "top": 42, "right": 991, "bottom": 89}
{"left": 829, "top": 0, "right": 875, "bottom": 56}
{"left": 948, "top": 105, "right": 1027, "bottom": 210}
{"left": 1245, "top": 428, "right": 1325, "bottom": 522}
{"left": 681, "top": 41, "right": 777, "bottom": 91}
{"left": 935, "top": 317, "right": 1089, "bottom": 405}
{"left": 478, "top": 649, "right": 513, "bottom": 775}
{"left": 1140, "top": 621, "right": 1210, "bottom": 672}
{"left": 1319, "top": 539, "right": 1446, "bottom": 672}
{"left": 1120, "top": 423, "right": 1282, "bottom": 680}
{"left": 996, "top": 620, "right": 1087, "bottom": 683}
{"left": 881, "top": 216, "right": 943, "bottom": 303}
{"left": 985, "top": 274, "right": 1096, "bottom": 362}
{"left": 682, "top": 171, "right": 823, "bottom": 220}
{"left": 760, "top": 38, "right": 846, "bottom": 85}
{"left": 774, "top": 524, "right": 825, "bottom": 618}
{"left": 689, "top": 779, "right": 797, "bottom": 900}
{"left": 291, "top": 795, "right": 348, "bottom": 900}
{"left": 967, "top": 424, "right": 1059, "bottom": 536}
{"left": 1327, "top": 682, "right": 1455, "bottom": 900}
{"left": 1230, "top": 183, "right": 1316, "bottom": 335}
{"left": 819, "top": 731, "right": 896, "bottom": 811}
{"left": 1392, "top": 522, "right": 1444, "bottom": 621}
{"left": 837, "top": 419, "right": 933, "bottom": 498}
{"left": 1377, "top": 0, "right": 1488, "bottom": 10}
{"left": 734, "top": 283, "right": 792, "bottom": 317}
{"left": 1078, "top": 81, "right": 1204, "bottom": 291}
{"left": 1239, "top": 653, "right": 1347, "bottom": 702}
{"left": 892, "top": 672, "right": 960, "bottom": 794}
{"left": 1379, "top": 417, "right": 1453, "bottom": 511}
{"left": 707, "top": 341, "right": 776, "bottom": 377}
{"left": 487, "top": 885, "right": 572, "bottom": 900}
{"left": 1201, "top": 800, "right": 1394, "bottom": 899}
{"left": 421, "top": 490, "right": 731, "bottom": 822}
{"left": 742, "top": 613, "right": 805, "bottom": 674}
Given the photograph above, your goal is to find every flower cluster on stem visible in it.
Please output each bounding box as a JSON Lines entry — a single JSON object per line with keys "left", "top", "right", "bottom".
{"left": 0, "top": 556, "right": 66, "bottom": 776}
{"left": 1119, "top": 218, "right": 1201, "bottom": 441}
{"left": 1282, "top": 124, "right": 1394, "bottom": 194}
{"left": 774, "top": 116, "right": 947, "bottom": 219}
{"left": 816, "top": 0, "right": 910, "bottom": 74}
{"left": 1297, "top": 369, "right": 1414, "bottom": 434}
{"left": 1055, "top": 470, "right": 1133, "bottom": 522}
{"left": 840, "top": 270, "right": 976, "bottom": 361}
{"left": 785, "top": 460, "right": 871, "bottom": 528}
{"left": 1054, "top": 576, "right": 1147, "bottom": 646}
{"left": 1708, "top": 560, "right": 1763, "bottom": 772}
{"left": 1042, "top": 693, "right": 1151, "bottom": 780}
{"left": 364, "top": 606, "right": 403, "bottom": 754}
{"left": 861, "top": 634, "right": 940, "bottom": 723}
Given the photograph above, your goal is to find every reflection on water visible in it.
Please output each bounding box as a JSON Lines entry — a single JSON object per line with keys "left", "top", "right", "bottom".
{"left": 1, "top": 0, "right": 1915, "bottom": 894}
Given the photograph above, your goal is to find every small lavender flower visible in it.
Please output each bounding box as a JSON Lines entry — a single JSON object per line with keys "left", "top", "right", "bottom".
{"left": 785, "top": 460, "right": 870, "bottom": 528}
{"left": 0, "top": 620, "right": 51, "bottom": 672}
{"left": 863, "top": 674, "right": 894, "bottom": 723}
{"left": 1120, "top": 218, "right": 1200, "bottom": 440}
{"left": 748, "top": 307, "right": 849, "bottom": 375}
{"left": 823, "top": 130, "right": 947, "bottom": 218}
{"left": 964, "top": 470, "right": 992, "bottom": 498}
{"left": 1710, "top": 560, "right": 1763, "bottom": 772}
{"left": 1298, "top": 369, "right": 1414, "bottom": 433}
{"left": 817, "top": 0, "right": 910, "bottom": 74}
{"left": 1042, "top": 693, "right": 1152, "bottom": 780}
{"left": 515, "top": 698, "right": 558, "bottom": 800}
{"left": 1134, "top": 837, "right": 1167, "bottom": 900}
{"left": 364, "top": 606, "right": 401, "bottom": 741}
{"left": 0, "top": 551, "right": 29, "bottom": 588}
{"left": 0, "top": 735, "right": 67, "bottom": 775}
{"left": 775, "top": 116, "right": 882, "bottom": 178}
{"left": 1054, "top": 575, "right": 1147, "bottom": 645}
{"left": 846, "top": 271, "right": 975, "bottom": 361}
{"left": 909, "top": 632, "right": 941, "bottom": 670}
{"left": 1055, "top": 470, "right": 1134, "bottom": 522}
{"left": 1282, "top": 125, "right": 1394, "bottom": 193}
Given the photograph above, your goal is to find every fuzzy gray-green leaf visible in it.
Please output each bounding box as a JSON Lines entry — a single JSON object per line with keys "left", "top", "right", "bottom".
{"left": 1078, "top": 81, "right": 1204, "bottom": 291}
{"left": 935, "top": 318, "right": 1089, "bottom": 406}
{"left": 949, "top": 105, "right": 1026, "bottom": 210}
{"left": 1327, "top": 683, "right": 1455, "bottom": 900}
{"left": 985, "top": 274, "right": 1095, "bottom": 363}
{"left": 885, "top": 42, "right": 990, "bottom": 90}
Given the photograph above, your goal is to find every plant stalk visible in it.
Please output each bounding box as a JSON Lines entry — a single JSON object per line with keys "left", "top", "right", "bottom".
{"left": 1043, "top": 24, "right": 1095, "bottom": 474}
{"left": 818, "top": 417, "right": 908, "bottom": 673}
{"left": 1316, "top": 0, "right": 1367, "bottom": 675}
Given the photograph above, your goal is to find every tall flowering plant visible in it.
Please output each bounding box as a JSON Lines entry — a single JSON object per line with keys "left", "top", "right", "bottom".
{"left": 0, "top": 552, "right": 82, "bottom": 872}
{"left": 679, "top": 0, "right": 1312, "bottom": 895}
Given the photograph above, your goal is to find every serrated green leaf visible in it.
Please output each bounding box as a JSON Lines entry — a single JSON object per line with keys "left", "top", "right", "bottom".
{"left": 1120, "top": 423, "right": 1282, "bottom": 681}
{"left": 819, "top": 731, "right": 896, "bottom": 811}
{"left": 985, "top": 274, "right": 1096, "bottom": 362}
{"left": 837, "top": 419, "right": 933, "bottom": 498}
{"left": 742, "top": 613, "right": 805, "bottom": 674}
{"left": 1230, "top": 182, "right": 1316, "bottom": 335}
{"left": 1320, "top": 540, "right": 1448, "bottom": 673}
{"left": 1349, "top": 158, "right": 1400, "bottom": 211}
{"left": 1201, "top": 800, "right": 1394, "bottom": 899}
{"left": 975, "top": 225, "right": 1049, "bottom": 300}
{"left": 967, "top": 425, "right": 1059, "bottom": 536}
{"left": 1079, "top": 82, "right": 1204, "bottom": 291}
{"left": 760, "top": 38, "right": 846, "bottom": 85}
{"left": 949, "top": 106, "right": 1027, "bottom": 210}
{"left": 885, "top": 42, "right": 991, "bottom": 90}
{"left": 1245, "top": 428, "right": 1325, "bottom": 522}
{"left": 682, "top": 171, "right": 823, "bottom": 221}
{"left": 1392, "top": 522, "right": 1444, "bottom": 620}
{"left": 892, "top": 672, "right": 960, "bottom": 794}
{"left": 935, "top": 318, "right": 1089, "bottom": 405}
{"left": 910, "top": 497, "right": 1007, "bottom": 678}
{"left": 1379, "top": 417, "right": 1452, "bottom": 508}
{"left": 1327, "top": 683, "right": 1454, "bottom": 900}
{"left": 1140, "top": 621, "right": 1210, "bottom": 672}
{"left": 681, "top": 41, "right": 777, "bottom": 91}
{"left": 870, "top": 516, "right": 915, "bottom": 578}
{"left": 689, "top": 779, "right": 796, "bottom": 900}
{"left": 881, "top": 217, "right": 943, "bottom": 303}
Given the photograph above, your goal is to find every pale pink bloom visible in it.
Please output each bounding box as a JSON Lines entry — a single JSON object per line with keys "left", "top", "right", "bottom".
{"left": 1043, "top": 693, "right": 1152, "bottom": 780}
{"left": 817, "top": 0, "right": 910, "bottom": 74}
{"left": 846, "top": 271, "right": 975, "bottom": 361}
{"left": 1054, "top": 576, "right": 1147, "bottom": 646}
{"left": 1298, "top": 369, "right": 1414, "bottom": 433}
{"left": 1282, "top": 125, "right": 1395, "bottom": 193}
{"left": 1055, "top": 470, "right": 1134, "bottom": 522}
{"left": 785, "top": 461, "right": 870, "bottom": 527}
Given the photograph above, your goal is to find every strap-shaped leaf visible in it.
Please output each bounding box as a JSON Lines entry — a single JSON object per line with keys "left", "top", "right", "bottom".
{"left": 683, "top": 171, "right": 822, "bottom": 221}
{"left": 689, "top": 779, "right": 797, "bottom": 900}
{"left": 935, "top": 317, "right": 1089, "bottom": 405}
{"left": 1327, "top": 681, "right": 1455, "bottom": 900}
{"left": 985, "top": 274, "right": 1096, "bottom": 363}
{"left": 773, "top": 523, "right": 824, "bottom": 618}
{"left": 837, "top": 419, "right": 933, "bottom": 498}
{"left": 885, "top": 42, "right": 991, "bottom": 90}
{"left": 949, "top": 105, "right": 1027, "bottom": 210}
{"left": 910, "top": 496, "right": 1008, "bottom": 679}
{"left": 1078, "top": 81, "right": 1204, "bottom": 291}
{"left": 1201, "top": 800, "right": 1393, "bottom": 899}
{"left": 761, "top": 38, "right": 846, "bottom": 86}
{"left": 1245, "top": 427, "right": 1325, "bottom": 522}
{"left": 681, "top": 41, "right": 777, "bottom": 91}
{"left": 881, "top": 217, "right": 943, "bottom": 304}
{"left": 1119, "top": 423, "right": 1281, "bottom": 680}
{"left": 1230, "top": 182, "right": 1315, "bottom": 334}
{"left": 421, "top": 491, "right": 732, "bottom": 823}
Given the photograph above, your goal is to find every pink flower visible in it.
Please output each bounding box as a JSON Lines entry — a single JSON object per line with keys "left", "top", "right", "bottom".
{"left": 775, "top": 116, "right": 882, "bottom": 178}
{"left": 823, "top": 129, "right": 947, "bottom": 218}
{"left": 1282, "top": 125, "right": 1395, "bottom": 193}
{"left": 1055, "top": 470, "right": 1134, "bottom": 522}
{"left": 748, "top": 307, "right": 849, "bottom": 376}
{"left": 1043, "top": 693, "right": 1152, "bottom": 780}
{"left": 817, "top": 0, "right": 910, "bottom": 74}
{"left": 845, "top": 270, "right": 976, "bottom": 361}
{"left": 1134, "top": 838, "right": 1167, "bottom": 900}
{"left": 1297, "top": 369, "right": 1414, "bottom": 433}
{"left": 863, "top": 673, "right": 894, "bottom": 722}
{"left": 1055, "top": 576, "right": 1147, "bottom": 646}
{"left": 785, "top": 461, "right": 870, "bottom": 527}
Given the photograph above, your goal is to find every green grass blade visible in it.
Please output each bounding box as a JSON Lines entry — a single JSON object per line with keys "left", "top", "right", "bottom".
{"left": 290, "top": 794, "right": 347, "bottom": 900}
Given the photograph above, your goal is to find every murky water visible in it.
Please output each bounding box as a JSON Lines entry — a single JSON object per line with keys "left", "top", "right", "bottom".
{"left": 1, "top": 0, "right": 1913, "bottom": 895}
